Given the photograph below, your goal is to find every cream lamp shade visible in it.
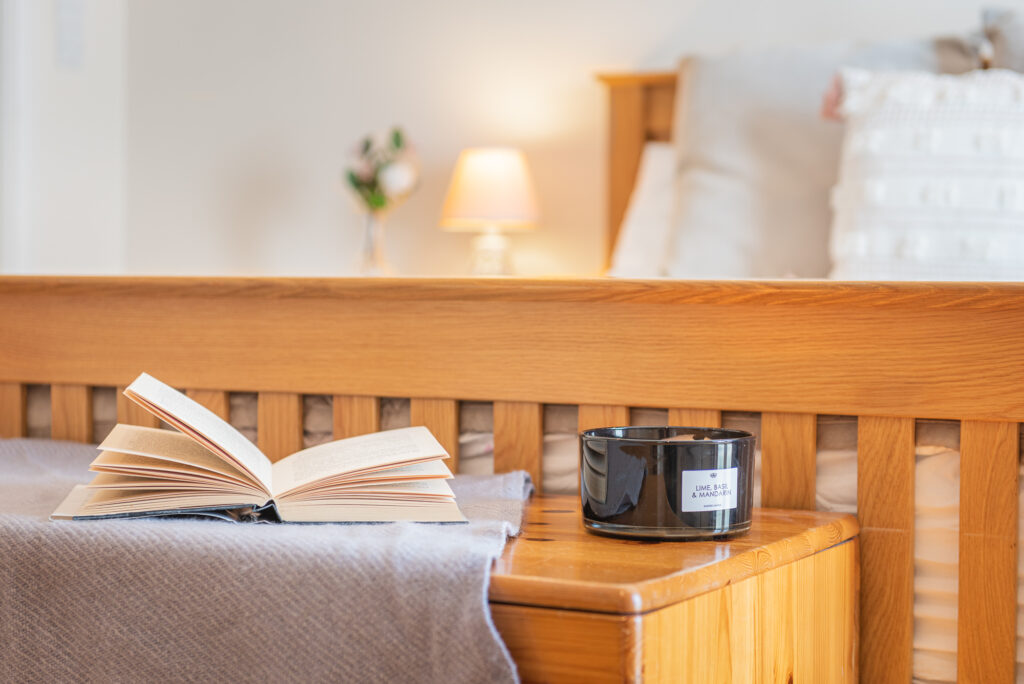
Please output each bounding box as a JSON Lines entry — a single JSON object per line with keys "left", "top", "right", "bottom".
{"left": 440, "top": 148, "right": 539, "bottom": 232}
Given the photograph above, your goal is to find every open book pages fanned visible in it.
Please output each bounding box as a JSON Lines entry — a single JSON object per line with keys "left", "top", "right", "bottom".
{"left": 51, "top": 373, "right": 465, "bottom": 524}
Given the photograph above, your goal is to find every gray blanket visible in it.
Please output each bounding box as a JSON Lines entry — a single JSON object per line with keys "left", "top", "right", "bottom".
{"left": 0, "top": 439, "right": 530, "bottom": 683}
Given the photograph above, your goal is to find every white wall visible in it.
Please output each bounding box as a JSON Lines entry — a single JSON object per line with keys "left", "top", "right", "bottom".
{"left": 1, "top": 0, "right": 125, "bottom": 274}
{"left": 3, "top": 0, "right": 1018, "bottom": 276}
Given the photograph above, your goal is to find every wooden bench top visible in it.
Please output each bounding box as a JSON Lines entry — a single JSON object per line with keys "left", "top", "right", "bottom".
{"left": 489, "top": 495, "right": 859, "bottom": 615}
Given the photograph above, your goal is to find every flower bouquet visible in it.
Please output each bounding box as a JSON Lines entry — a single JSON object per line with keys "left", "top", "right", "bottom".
{"left": 344, "top": 128, "right": 419, "bottom": 275}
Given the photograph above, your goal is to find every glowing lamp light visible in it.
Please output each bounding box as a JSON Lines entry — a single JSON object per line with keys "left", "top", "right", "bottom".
{"left": 440, "top": 147, "right": 539, "bottom": 275}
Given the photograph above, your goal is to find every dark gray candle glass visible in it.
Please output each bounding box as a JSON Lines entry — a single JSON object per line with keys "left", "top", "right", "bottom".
{"left": 580, "top": 426, "right": 755, "bottom": 540}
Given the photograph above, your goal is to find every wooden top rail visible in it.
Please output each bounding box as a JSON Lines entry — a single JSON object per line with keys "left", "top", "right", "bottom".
{"left": 3, "top": 277, "right": 1024, "bottom": 422}
{"left": 3, "top": 276, "right": 1024, "bottom": 310}
{"left": 596, "top": 72, "right": 677, "bottom": 86}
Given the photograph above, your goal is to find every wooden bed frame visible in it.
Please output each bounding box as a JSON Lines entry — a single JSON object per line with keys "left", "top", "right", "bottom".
{"left": 598, "top": 71, "right": 675, "bottom": 266}
{"left": 2, "top": 276, "right": 1021, "bottom": 681}
{"left": 597, "top": 71, "right": 1023, "bottom": 682}
{"left": 0, "top": 71, "right": 1020, "bottom": 682}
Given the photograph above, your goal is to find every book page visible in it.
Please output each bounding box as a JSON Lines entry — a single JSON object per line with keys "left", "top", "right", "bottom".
{"left": 50, "top": 484, "right": 266, "bottom": 519}
{"left": 98, "top": 424, "right": 254, "bottom": 484}
{"left": 283, "top": 477, "right": 455, "bottom": 502}
{"left": 50, "top": 485, "right": 92, "bottom": 520}
{"left": 271, "top": 426, "right": 447, "bottom": 498}
{"left": 124, "top": 374, "right": 273, "bottom": 493}
{"left": 88, "top": 472, "right": 262, "bottom": 496}
{"left": 336, "top": 459, "right": 453, "bottom": 483}
{"left": 277, "top": 459, "right": 453, "bottom": 498}
{"left": 91, "top": 451, "right": 257, "bottom": 488}
{"left": 277, "top": 499, "right": 466, "bottom": 523}
{"left": 78, "top": 488, "right": 266, "bottom": 516}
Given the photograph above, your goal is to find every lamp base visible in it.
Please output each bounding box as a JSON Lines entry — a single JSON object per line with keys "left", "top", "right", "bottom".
{"left": 470, "top": 231, "right": 512, "bottom": 275}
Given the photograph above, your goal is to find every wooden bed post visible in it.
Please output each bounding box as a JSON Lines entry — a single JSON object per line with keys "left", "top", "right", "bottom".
{"left": 597, "top": 72, "right": 676, "bottom": 268}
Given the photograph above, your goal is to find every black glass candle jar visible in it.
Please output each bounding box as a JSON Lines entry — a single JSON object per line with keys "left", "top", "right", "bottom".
{"left": 580, "top": 426, "right": 754, "bottom": 539}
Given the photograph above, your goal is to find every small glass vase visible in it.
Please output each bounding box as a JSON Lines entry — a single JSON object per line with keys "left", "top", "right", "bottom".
{"left": 359, "top": 212, "right": 391, "bottom": 276}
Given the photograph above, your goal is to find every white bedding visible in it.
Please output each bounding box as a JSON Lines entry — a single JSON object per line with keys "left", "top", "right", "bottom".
{"left": 25, "top": 386, "right": 1024, "bottom": 682}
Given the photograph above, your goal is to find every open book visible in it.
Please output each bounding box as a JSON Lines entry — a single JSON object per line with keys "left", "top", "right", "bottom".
{"left": 52, "top": 373, "right": 465, "bottom": 523}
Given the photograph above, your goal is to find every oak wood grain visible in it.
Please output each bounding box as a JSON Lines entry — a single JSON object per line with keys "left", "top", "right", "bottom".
{"left": 493, "top": 401, "right": 544, "bottom": 491}
{"left": 490, "top": 604, "right": 640, "bottom": 683}
{"left": 186, "top": 389, "right": 230, "bottom": 421}
{"left": 5, "top": 279, "right": 1022, "bottom": 421}
{"left": 489, "top": 495, "right": 858, "bottom": 614}
{"left": 577, "top": 404, "right": 630, "bottom": 433}
{"left": 332, "top": 395, "right": 380, "bottom": 439}
{"left": 50, "top": 384, "right": 93, "bottom": 443}
{"left": 958, "top": 420, "right": 1019, "bottom": 684}
{"left": 491, "top": 495, "right": 858, "bottom": 683}
{"left": 605, "top": 83, "right": 645, "bottom": 267}
{"left": 409, "top": 398, "right": 459, "bottom": 473}
{"left": 0, "top": 275, "right": 1022, "bottom": 680}
{"left": 600, "top": 71, "right": 676, "bottom": 263}
{"left": 2, "top": 276, "right": 1024, "bottom": 309}
{"left": 640, "top": 540, "right": 857, "bottom": 683}
{"left": 667, "top": 408, "right": 722, "bottom": 428}
{"left": 116, "top": 386, "right": 160, "bottom": 428}
{"left": 0, "top": 382, "right": 26, "bottom": 438}
{"left": 644, "top": 79, "right": 675, "bottom": 142}
{"left": 761, "top": 412, "right": 817, "bottom": 509}
{"left": 596, "top": 71, "right": 677, "bottom": 86}
{"left": 257, "top": 392, "right": 302, "bottom": 462}
{"left": 857, "top": 416, "right": 915, "bottom": 684}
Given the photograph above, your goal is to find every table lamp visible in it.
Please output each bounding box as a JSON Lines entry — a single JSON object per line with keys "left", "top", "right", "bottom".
{"left": 440, "top": 147, "right": 539, "bottom": 275}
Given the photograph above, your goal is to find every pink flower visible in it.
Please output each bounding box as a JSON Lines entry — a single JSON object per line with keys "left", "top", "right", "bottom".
{"left": 350, "top": 156, "right": 374, "bottom": 182}
{"left": 822, "top": 74, "right": 844, "bottom": 121}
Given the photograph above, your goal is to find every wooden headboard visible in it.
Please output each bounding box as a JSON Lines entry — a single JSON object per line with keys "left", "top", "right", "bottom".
{"left": 597, "top": 71, "right": 677, "bottom": 266}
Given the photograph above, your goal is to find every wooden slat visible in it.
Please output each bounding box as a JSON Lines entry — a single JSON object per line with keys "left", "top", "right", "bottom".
{"left": 333, "top": 395, "right": 380, "bottom": 439}
{"left": 760, "top": 412, "right": 816, "bottom": 509}
{"left": 50, "top": 384, "right": 93, "bottom": 443}
{"left": 958, "top": 420, "right": 1019, "bottom": 684}
{"left": 186, "top": 389, "right": 230, "bottom": 421}
{"left": 0, "top": 382, "right": 27, "bottom": 438}
{"left": 410, "top": 398, "right": 459, "bottom": 473}
{"left": 857, "top": 416, "right": 915, "bottom": 684}
{"left": 257, "top": 392, "right": 303, "bottom": 462}
{"left": 493, "top": 401, "right": 543, "bottom": 490}
{"left": 577, "top": 404, "right": 629, "bottom": 433}
{"left": 116, "top": 385, "right": 160, "bottom": 428}
{"left": 668, "top": 408, "right": 722, "bottom": 428}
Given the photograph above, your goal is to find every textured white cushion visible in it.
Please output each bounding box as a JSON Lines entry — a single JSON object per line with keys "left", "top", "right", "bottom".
{"left": 830, "top": 68, "right": 1024, "bottom": 281}
{"left": 665, "top": 39, "right": 977, "bottom": 279}
{"left": 608, "top": 142, "right": 675, "bottom": 277}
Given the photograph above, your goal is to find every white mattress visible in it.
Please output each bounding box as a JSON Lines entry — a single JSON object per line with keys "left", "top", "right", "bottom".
{"left": 25, "top": 386, "right": 1024, "bottom": 682}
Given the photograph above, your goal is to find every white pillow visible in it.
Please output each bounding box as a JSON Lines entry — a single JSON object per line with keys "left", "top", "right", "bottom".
{"left": 665, "top": 39, "right": 978, "bottom": 279}
{"left": 608, "top": 142, "right": 675, "bottom": 277}
{"left": 830, "top": 68, "right": 1024, "bottom": 281}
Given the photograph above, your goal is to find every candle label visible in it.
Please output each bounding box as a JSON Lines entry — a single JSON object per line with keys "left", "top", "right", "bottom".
{"left": 681, "top": 468, "right": 738, "bottom": 512}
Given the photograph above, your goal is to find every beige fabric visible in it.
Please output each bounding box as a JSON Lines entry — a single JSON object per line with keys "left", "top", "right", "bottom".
{"left": 0, "top": 439, "right": 530, "bottom": 683}
{"left": 607, "top": 142, "right": 676, "bottom": 277}
{"left": 666, "top": 39, "right": 979, "bottom": 280}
